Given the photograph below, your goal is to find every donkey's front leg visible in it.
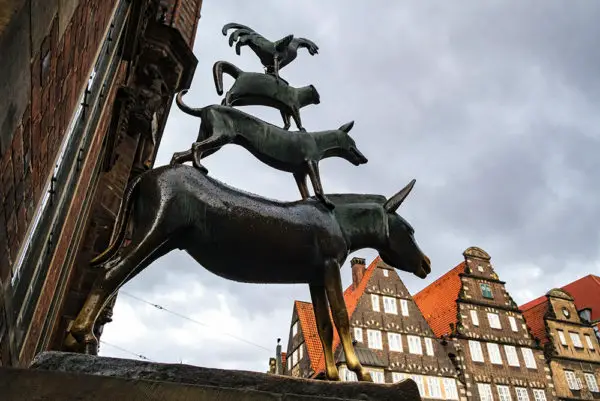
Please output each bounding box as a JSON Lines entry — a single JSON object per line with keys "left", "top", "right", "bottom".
{"left": 309, "top": 283, "right": 339, "bottom": 381}
{"left": 323, "top": 260, "right": 373, "bottom": 382}
{"left": 306, "top": 161, "right": 335, "bottom": 210}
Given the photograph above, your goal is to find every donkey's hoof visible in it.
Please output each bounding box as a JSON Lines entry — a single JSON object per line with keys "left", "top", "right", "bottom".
{"left": 64, "top": 332, "right": 83, "bottom": 352}
{"left": 357, "top": 370, "right": 373, "bottom": 382}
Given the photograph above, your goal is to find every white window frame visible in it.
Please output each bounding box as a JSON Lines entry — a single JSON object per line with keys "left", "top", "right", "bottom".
{"left": 383, "top": 269, "right": 389, "bottom": 277}
{"left": 487, "top": 343, "right": 502, "bottom": 365}
{"left": 488, "top": 313, "right": 502, "bottom": 329}
{"left": 368, "top": 369, "right": 385, "bottom": 384}
{"left": 443, "top": 378, "right": 459, "bottom": 400}
{"left": 424, "top": 337, "right": 434, "bottom": 356}
{"left": 515, "top": 387, "right": 530, "bottom": 401}
{"left": 388, "top": 332, "right": 402, "bottom": 352}
{"left": 471, "top": 310, "right": 480, "bottom": 326}
{"left": 400, "top": 299, "right": 409, "bottom": 316}
{"left": 478, "top": 383, "right": 494, "bottom": 401}
{"left": 287, "top": 355, "right": 292, "bottom": 371}
{"left": 585, "top": 373, "right": 599, "bottom": 392}
{"left": 292, "top": 321, "right": 298, "bottom": 336}
{"left": 584, "top": 334, "right": 595, "bottom": 350}
{"left": 469, "top": 340, "right": 484, "bottom": 362}
{"left": 298, "top": 343, "right": 304, "bottom": 361}
{"left": 428, "top": 376, "right": 443, "bottom": 399}
{"left": 504, "top": 345, "right": 520, "bottom": 367}
{"left": 411, "top": 375, "right": 425, "bottom": 396}
{"left": 371, "top": 294, "right": 380, "bottom": 312}
{"left": 354, "top": 327, "right": 363, "bottom": 343}
{"left": 532, "top": 389, "right": 547, "bottom": 401}
{"left": 570, "top": 332, "right": 583, "bottom": 348}
{"left": 497, "top": 385, "right": 512, "bottom": 401}
{"left": 565, "top": 370, "right": 580, "bottom": 390}
{"left": 339, "top": 366, "right": 358, "bottom": 382}
{"left": 509, "top": 316, "right": 518, "bottom": 332}
{"left": 407, "top": 335, "right": 423, "bottom": 355}
{"left": 521, "top": 347, "right": 537, "bottom": 369}
{"left": 557, "top": 330, "right": 567, "bottom": 346}
{"left": 383, "top": 296, "right": 398, "bottom": 314}
{"left": 392, "top": 372, "right": 407, "bottom": 383}
{"left": 367, "top": 329, "right": 383, "bottom": 350}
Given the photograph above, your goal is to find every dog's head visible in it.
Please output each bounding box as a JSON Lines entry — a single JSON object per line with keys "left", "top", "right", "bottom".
{"left": 334, "top": 121, "right": 368, "bottom": 166}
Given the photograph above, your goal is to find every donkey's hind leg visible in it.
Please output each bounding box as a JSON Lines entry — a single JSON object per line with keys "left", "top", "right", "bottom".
{"left": 69, "top": 220, "right": 171, "bottom": 354}
{"left": 309, "top": 283, "right": 339, "bottom": 381}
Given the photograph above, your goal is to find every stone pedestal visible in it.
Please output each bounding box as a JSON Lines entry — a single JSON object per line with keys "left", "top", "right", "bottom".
{"left": 0, "top": 351, "right": 421, "bottom": 400}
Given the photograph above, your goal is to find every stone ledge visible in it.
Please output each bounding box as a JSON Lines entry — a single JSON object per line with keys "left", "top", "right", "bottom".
{"left": 17, "top": 351, "right": 421, "bottom": 400}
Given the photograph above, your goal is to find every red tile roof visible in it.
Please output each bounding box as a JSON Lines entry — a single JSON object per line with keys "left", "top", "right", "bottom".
{"left": 281, "top": 352, "right": 287, "bottom": 367}
{"left": 520, "top": 300, "right": 550, "bottom": 344}
{"left": 292, "top": 257, "right": 380, "bottom": 377}
{"left": 519, "top": 274, "right": 600, "bottom": 342}
{"left": 294, "top": 300, "right": 324, "bottom": 373}
{"left": 413, "top": 262, "right": 465, "bottom": 337}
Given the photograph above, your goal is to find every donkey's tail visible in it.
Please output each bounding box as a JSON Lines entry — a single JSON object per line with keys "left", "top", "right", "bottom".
{"left": 213, "top": 61, "right": 243, "bottom": 96}
{"left": 89, "top": 173, "right": 145, "bottom": 267}
{"left": 175, "top": 90, "right": 204, "bottom": 117}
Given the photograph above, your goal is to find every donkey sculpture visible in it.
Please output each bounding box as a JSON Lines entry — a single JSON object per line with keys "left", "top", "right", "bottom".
{"left": 66, "top": 164, "right": 431, "bottom": 382}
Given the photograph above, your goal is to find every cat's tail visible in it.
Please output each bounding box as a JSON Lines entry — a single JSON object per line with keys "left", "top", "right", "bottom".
{"left": 213, "top": 60, "right": 243, "bottom": 96}
{"left": 175, "top": 90, "right": 204, "bottom": 117}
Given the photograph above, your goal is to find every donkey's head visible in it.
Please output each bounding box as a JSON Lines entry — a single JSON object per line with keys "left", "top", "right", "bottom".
{"left": 378, "top": 180, "right": 431, "bottom": 279}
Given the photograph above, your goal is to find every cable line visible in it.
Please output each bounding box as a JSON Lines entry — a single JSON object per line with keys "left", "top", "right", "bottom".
{"left": 100, "top": 340, "right": 153, "bottom": 362}
{"left": 119, "top": 291, "right": 273, "bottom": 353}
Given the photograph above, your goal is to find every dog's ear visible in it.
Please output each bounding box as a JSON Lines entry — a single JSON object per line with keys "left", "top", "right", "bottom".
{"left": 338, "top": 121, "right": 354, "bottom": 133}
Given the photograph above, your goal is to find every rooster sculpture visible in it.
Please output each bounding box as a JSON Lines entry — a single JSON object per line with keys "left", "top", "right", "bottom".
{"left": 222, "top": 23, "right": 319, "bottom": 77}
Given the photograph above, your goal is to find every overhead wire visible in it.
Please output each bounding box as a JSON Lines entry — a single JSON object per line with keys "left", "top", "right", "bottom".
{"left": 119, "top": 290, "right": 273, "bottom": 353}
{"left": 100, "top": 340, "right": 154, "bottom": 361}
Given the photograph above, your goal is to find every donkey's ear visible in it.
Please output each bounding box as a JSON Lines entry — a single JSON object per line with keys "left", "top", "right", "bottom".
{"left": 384, "top": 179, "right": 416, "bottom": 213}
{"left": 338, "top": 121, "right": 355, "bottom": 133}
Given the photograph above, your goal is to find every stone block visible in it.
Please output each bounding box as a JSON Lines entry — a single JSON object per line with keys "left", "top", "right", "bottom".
{"left": 15, "top": 351, "right": 422, "bottom": 400}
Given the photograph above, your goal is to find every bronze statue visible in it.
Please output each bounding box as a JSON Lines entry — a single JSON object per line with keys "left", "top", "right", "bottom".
{"left": 222, "top": 23, "right": 319, "bottom": 77}
{"left": 66, "top": 164, "right": 431, "bottom": 383}
{"left": 170, "top": 92, "right": 367, "bottom": 209}
{"left": 213, "top": 60, "right": 320, "bottom": 131}
{"left": 66, "top": 20, "right": 433, "bottom": 385}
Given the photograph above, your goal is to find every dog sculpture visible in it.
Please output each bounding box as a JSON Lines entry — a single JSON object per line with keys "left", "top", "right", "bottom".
{"left": 170, "top": 92, "right": 367, "bottom": 209}
{"left": 213, "top": 60, "right": 320, "bottom": 131}
{"left": 66, "top": 163, "right": 431, "bottom": 383}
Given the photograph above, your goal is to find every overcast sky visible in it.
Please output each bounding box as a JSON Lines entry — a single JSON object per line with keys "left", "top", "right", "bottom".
{"left": 99, "top": 1, "right": 600, "bottom": 371}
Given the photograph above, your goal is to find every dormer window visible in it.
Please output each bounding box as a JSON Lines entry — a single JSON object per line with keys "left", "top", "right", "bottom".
{"left": 562, "top": 307, "right": 571, "bottom": 318}
{"left": 480, "top": 283, "right": 493, "bottom": 299}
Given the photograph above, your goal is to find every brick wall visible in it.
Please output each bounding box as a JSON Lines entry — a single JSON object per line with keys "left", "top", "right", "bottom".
{"left": 158, "top": 0, "right": 203, "bottom": 45}
{"left": 0, "top": 0, "right": 119, "bottom": 365}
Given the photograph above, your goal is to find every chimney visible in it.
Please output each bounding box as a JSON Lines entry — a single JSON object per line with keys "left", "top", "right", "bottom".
{"left": 275, "top": 338, "right": 283, "bottom": 374}
{"left": 351, "top": 257, "right": 366, "bottom": 290}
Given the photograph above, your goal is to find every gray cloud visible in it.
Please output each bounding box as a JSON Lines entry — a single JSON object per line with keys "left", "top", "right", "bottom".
{"left": 100, "top": 0, "right": 600, "bottom": 372}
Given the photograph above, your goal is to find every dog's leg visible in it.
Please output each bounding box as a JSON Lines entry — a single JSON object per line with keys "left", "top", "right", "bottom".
{"left": 293, "top": 172, "right": 310, "bottom": 199}
{"left": 281, "top": 111, "right": 291, "bottom": 131}
{"left": 170, "top": 149, "right": 193, "bottom": 165}
{"left": 309, "top": 282, "right": 339, "bottom": 381}
{"left": 191, "top": 134, "right": 232, "bottom": 174}
{"left": 307, "top": 161, "right": 335, "bottom": 210}
{"left": 323, "top": 259, "right": 372, "bottom": 382}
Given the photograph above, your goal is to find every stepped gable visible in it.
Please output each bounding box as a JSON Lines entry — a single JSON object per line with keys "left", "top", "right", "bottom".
{"left": 520, "top": 274, "right": 600, "bottom": 338}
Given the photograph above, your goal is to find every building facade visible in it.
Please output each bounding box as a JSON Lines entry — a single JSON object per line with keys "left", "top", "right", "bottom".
{"left": 0, "top": 0, "right": 202, "bottom": 367}
{"left": 284, "top": 257, "right": 464, "bottom": 401}
{"left": 521, "top": 289, "right": 600, "bottom": 400}
{"left": 521, "top": 275, "right": 600, "bottom": 341}
{"left": 414, "top": 247, "right": 556, "bottom": 401}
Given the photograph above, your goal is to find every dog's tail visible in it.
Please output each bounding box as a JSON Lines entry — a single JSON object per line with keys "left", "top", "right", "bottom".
{"left": 89, "top": 172, "right": 145, "bottom": 267}
{"left": 213, "top": 61, "right": 243, "bottom": 96}
{"left": 175, "top": 90, "right": 204, "bottom": 117}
